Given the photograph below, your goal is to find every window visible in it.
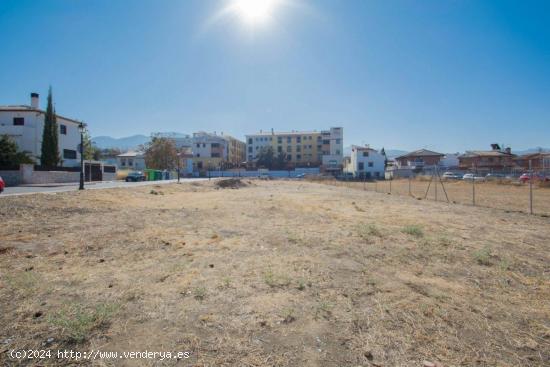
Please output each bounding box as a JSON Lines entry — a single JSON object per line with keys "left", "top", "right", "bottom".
{"left": 212, "top": 153, "right": 221, "bottom": 158}
{"left": 128, "top": 159, "right": 134, "bottom": 166}
{"left": 322, "top": 140, "right": 330, "bottom": 145}
{"left": 287, "top": 137, "right": 291, "bottom": 143}
{"left": 358, "top": 162, "right": 364, "bottom": 170}
{"left": 277, "top": 137, "right": 282, "bottom": 144}
{"left": 212, "top": 143, "right": 220, "bottom": 148}
{"left": 60, "top": 124, "right": 67, "bottom": 135}
{"left": 248, "top": 138, "right": 253, "bottom": 144}
{"left": 336, "top": 150, "right": 340, "bottom": 155}
{"left": 317, "top": 136, "right": 322, "bottom": 141}
{"left": 296, "top": 146, "right": 301, "bottom": 152}
{"left": 13, "top": 117, "right": 24, "bottom": 126}
{"left": 368, "top": 162, "right": 374, "bottom": 167}
{"left": 336, "top": 139, "right": 341, "bottom": 144}
{"left": 121, "top": 159, "right": 126, "bottom": 167}
{"left": 104, "top": 165, "right": 116, "bottom": 173}
{"left": 297, "top": 136, "right": 301, "bottom": 143}
{"left": 248, "top": 147, "right": 253, "bottom": 153}
{"left": 277, "top": 146, "right": 282, "bottom": 153}
{"left": 196, "top": 143, "right": 200, "bottom": 148}
{"left": 317, "top": 145, "right": 322, "bottom": 150}
{"left": 286, "top": 146, "right": 292, "bottom": 153}
{"left": 297, "top": 154, "right": 301, "bottom": 160}
{"left": 63, "top": 149, "right": 77, "bottom": 159}
{"left": 196, "top": 153, "right": 201, "bottom": 157}
{"left": 202, "top": 143, "right": 205, "bottom": 148}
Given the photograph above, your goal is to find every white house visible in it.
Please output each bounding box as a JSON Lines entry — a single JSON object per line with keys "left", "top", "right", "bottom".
{"left": 346, "top": 145, "right": 385, "bottom": 179}
{"left": 440, "top": 153, "right": 460, "bottom": 169}
{"left": 116, "top": 151, "right": 146, "bottom": 171}
{"left": 0, "top": 93, "right": 82, "bottom": 167}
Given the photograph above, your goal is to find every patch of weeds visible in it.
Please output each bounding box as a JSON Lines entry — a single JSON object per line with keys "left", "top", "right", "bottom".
{"left": 194, "top": 287, "right": 207, "bottom": 300}
{"left": 498, "top": 258, "right": 510, "bottom": 271}
{"left": 402, "top": 225, "right": 424, "bottom": 238}
{"left": 48, "top": 303, "right": 119, "bottom": 343}
{"left": 357, "top": 224, "right": 383, "bottom": 240}
{"left": 438, "top": 236, "right": 453, "bottom": 247}
{"left": 315, "top": 301, "right": 333, "bottom": 319}
{"left": 296, "top": 279, "right": 306, "bottom": 291}
{"left": 5, "top": 272, "right": 39, "bottom": 296}
{"left": 286, "top": 233, "right": 301, "bottom": 244}
{"left": 282, "top": 308, "right": 296, "bottom": 323}
{"left": 263, "top": 269, "right": 291, "bottom": 288}
{"left": 220, "top": 277, "right": 232, "bottom": 289}
{"left": 473, "top": 246, "right": 492, "bottom": 266}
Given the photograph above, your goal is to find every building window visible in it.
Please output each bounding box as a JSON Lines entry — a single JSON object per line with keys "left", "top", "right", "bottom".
{"left": 248, "top": 147, "right": 253, "bottom": 153}
{"left": 296, "top": 146, "right": 301, "bottom": 152}
{"left": 196, "top": 143, "right": 200, "bottom": 148}
{"left": 128, "top": 159, "right": 134, "bottom": 166}
{"left": 202, "top": 143, "right": 205, "bottom": 148}
{"left": 121, "top": 159, "right": 126, "bottom": 167}
{"left": 362, "top": 151, "right": 369, "bottom": 157}
{"left": 297, "top": 154, "right": 301, "bottom": 160}
{"left": 277, "top": 146, "right": 282, "bottom": 153}
{"left": 212, "top": 143, "right": 220, "bottom": 148}
{"left": 336, "top": 150, "right": 340, "bottom": 155}
{"left": 323, "top": 140, "right": 330, "bottom": 145}
{"left": 60, "top": 124, "right": 67, "bottom": 135}
{"left": 248, "top": 138, "right": 252, "bottom": 144}
{"left": 368, "top": 162, "right": 374, "bottom": 167}
{"left": 358, "top": 162, "right": 364, "bottom": 170}
{"left": 277, "top": 137, "right": 282, "bottom": 144}
{"left": 63, "top": 149, "right": 77, "bottom": 159}
{"left": 336, "top": 139, "right": 341, "bottom": 144}
{"left": 212, "top": 153, "right": 221, "bottom": 158}
{"left": 297, "top": 136, "right": 301, "bottom": 143}
{"left": 286, "top": 146, "right": 292, "bottom": 153}
{"left": 13, "top": 117, "right": 24, "bottom": 126}
{"left": 287, "top": 137, "right": 291, "bottom": 143}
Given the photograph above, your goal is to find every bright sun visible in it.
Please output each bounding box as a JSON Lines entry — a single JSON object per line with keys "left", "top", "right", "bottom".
{"left": 230, "top": 0, "right": 281, "bottom": 25}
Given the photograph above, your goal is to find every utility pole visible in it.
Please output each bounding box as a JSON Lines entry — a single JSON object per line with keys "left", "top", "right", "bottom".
{"left": 529, "top": 160, "right": 533, "bottom": 215}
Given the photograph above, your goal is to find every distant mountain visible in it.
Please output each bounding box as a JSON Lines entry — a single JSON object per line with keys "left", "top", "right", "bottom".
{"left": 92, "top": 135, "right": 150, "bottom": 150}
{"left": 343, "top": 146, "right": 407, "bottom": 159}
{"left": 513, "top": 147, "right": 550, "bottom": 155}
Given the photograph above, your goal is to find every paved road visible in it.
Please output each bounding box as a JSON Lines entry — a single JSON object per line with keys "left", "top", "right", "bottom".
{"left": 1, "top": 178, "right": 209, "bottom": 197}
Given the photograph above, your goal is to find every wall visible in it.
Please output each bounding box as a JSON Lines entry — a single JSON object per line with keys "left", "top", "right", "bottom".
{"left": 0, "top": 170, "right": 21, "bottom": 186}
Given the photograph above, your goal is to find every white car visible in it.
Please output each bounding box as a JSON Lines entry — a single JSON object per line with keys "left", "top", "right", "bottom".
{"left": 442, "top": 172, "right": 460, "bottom": 179}
{"left": 462, "top": 173, "right": 485, "bottom": 181}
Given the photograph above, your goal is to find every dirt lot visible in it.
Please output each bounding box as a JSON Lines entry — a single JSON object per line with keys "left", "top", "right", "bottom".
{"left": 322, "top": 178, "right": 550, "bottom": 216}
{"left": 1, "top": 179, "right": 549, "bottom": 366}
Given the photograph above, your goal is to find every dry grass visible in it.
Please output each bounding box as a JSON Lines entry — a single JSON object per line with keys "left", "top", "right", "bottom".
{"left": 0, "top": 179, "right": 549, "bottom": 366}
{"left": 315, "top": 177, "right": 550, "bottom": 216}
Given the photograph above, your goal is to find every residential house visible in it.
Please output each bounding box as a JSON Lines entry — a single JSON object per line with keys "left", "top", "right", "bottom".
{"left": 117, "top": 151, "right": 146, "bottom": 171}
{"left": 345, "top": 145, "right": 385, "bottom": 179}
{"left": 514, "top": 152, "right": 550, "bottom": 171}
{"left": 0, "top": 92, "right": 83, "bottom": 167}
{"left": 440, "top": 153, "right": 460, "bottom": 169}
{"left": 246, "top": 126, "right": 343, "bottom": 171}
{"left": 458, "top": 144, "right": 516, "bottom": 171}
{"left": 395, "top": 149, "right": 444, "bottom": 169}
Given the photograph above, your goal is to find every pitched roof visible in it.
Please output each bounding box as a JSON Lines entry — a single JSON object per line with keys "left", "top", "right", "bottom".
{"left": 396, "top": 149, "right": 444, "bottom": 159}
{"left": 117, "top": 151, "right": 145, "bottom": 158}
{"left": 459, "top": 150, "right": 516, "bottom": 158}
{"left": 0, "top": 105, "right": 82, "bottom": 125}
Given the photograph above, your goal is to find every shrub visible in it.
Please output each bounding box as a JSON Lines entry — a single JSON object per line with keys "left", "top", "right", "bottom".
{"left": 402, "top": 225, "right": 424, "bottom": 238}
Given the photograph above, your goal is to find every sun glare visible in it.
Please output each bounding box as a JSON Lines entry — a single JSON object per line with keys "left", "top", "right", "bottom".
{"left": 230, "top": 0, "right": 280, "bottom": 25}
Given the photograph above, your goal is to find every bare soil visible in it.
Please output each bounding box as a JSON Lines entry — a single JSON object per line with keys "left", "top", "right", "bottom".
{"left": 0, "top": 180, "right": 549, "bottom": 366}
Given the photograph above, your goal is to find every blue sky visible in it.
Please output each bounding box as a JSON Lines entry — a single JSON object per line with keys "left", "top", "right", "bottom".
{"left": 0, "top": 0, "right": 549, "bottom": 152}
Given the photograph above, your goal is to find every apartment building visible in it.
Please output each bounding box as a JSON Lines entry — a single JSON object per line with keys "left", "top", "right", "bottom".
{"left": 191, "top": 131, "right": 246, "bottom": 171}
{"left": 246, "top": 127, "right": 343, "bottom": 169}
{"left": 0, "top": 93, "right": 83, "bottom": 167}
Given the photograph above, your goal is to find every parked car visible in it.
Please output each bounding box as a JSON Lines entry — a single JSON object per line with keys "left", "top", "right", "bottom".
{"left": 485, "top": 173, "right": 506, "bottom": 180}
{"left": 462, "top": 173, "right": 485, "bottom": 181}
{"left": 295, "top": 173, "right": 305, "bottom": 179}
{"left": 0, "top": 176, "right": 4, "bottom": 193}
{"left": 442, "top": 172, "right": 461, "bottom": 180}
{"left": 519, "top": 173, "right": 550, "bottom": 183}
{"left": 125, "top": 171, "right": 146, "bottom": 182}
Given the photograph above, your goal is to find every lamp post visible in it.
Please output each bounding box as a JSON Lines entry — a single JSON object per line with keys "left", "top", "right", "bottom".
{"left": 78, "top": 122, "right": 85, "bottom": 190}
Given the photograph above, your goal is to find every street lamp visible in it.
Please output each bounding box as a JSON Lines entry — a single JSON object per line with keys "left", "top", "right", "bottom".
{"left": 78, "top": 122, "right": 85, "bottom": 190}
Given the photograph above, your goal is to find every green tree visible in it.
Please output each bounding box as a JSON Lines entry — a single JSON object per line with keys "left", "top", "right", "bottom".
{"left": 256, "top": 146, "right": 275, "bottom": 169}
{"left": 274, "top": 151, "right": 288, "bottom": 170}
{"left": 380, "top": 147, "right": 388, "bottom": 168}
{"left": 40, "top": 87, "right": 61, "bottom": 167}
{"left": 82, "top": 130, "right": 101, "bottom": 161}
{"left": 0, "top": 135, "right": 34, "bottom": 167}
{"left": 144, "top": 136, "right": 178, "bottom": 170}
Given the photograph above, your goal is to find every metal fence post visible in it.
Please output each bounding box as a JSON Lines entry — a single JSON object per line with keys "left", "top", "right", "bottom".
{"left": 529, "top": 160, "right": 533, "bottom": 215}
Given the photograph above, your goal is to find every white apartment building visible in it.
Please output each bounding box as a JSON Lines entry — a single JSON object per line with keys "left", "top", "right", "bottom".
{"left": 321, "top": 127, "right": 344, "bottom": 171}
{"left": 116, "top": 151, "right": 146, "bottom": 171}
{"left": 346, "top": 145, "right": 385, "bottom": 179}
{"left": 0, "top": 93, "right": 82, "bottom": 167}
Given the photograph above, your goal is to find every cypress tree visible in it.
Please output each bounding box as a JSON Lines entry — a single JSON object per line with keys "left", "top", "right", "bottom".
{"left": 40, "top": 87, "right": 60, "bottom": 167}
